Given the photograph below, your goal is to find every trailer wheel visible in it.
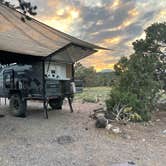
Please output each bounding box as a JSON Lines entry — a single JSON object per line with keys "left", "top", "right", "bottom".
{"left": 9, "top": 94, "right": 27, "bottom": 117}
{"left": 49, "top": 98, "right": 63, "bottom": 110}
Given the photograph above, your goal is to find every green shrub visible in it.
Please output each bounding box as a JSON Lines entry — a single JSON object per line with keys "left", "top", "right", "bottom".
{"left": 106, "top": 87, "right": 151, "bottom": 121}
{"left": 106, "top": 23, "right": 166, "bottom": 122}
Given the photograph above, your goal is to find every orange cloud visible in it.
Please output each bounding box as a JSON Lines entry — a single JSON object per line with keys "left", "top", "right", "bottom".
{"left": 47, "top": 0, "right": 61, "bottom": 7}
{"left": 104, "top": 36, "right": 122, "bottom": 45}
{"left": 80, "top": 50, "right": 119, "bottom": 72}
{"left": 160, "top": 10, "right": 166, "bottom": 16}
{"left": 128, "top": 8, "right": 139, "bottom": 17}
{"left": 106, "top": 7, "right": 139, "bottom": 33}
{"left": 117, "top": 8, "right": 139, "bottom": 29}
{"left": 36, "top": 0, "right": 166, "bottom": 72}
{"left": 38, "top": 6, "right": 81, "bottom": 32}
{"left": 110, "top": 0, "right": 121, "bottom": 10}
{"left": 157, "top": 10, "right": 166, "bottom": 21}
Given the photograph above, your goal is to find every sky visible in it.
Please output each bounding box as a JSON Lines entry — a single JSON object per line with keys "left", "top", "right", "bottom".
{"left": 11, "top": 0, "right": 166, "bottom": 71}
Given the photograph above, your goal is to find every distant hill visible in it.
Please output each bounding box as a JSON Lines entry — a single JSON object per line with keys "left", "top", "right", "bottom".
{"left": 100, "top": 69, "right": 114, "bottom": 73}
{"left": 75, "top": 62, "right": 118, "bottom": 87}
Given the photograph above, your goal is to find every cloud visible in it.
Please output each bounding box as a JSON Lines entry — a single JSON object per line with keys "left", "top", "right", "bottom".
{"left": 11, "top": 0, "right": 166, "bottom": 71}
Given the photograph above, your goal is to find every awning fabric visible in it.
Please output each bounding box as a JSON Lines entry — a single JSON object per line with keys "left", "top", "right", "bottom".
{"left": 0, "top": 3, "right": 108, "bottom": 63}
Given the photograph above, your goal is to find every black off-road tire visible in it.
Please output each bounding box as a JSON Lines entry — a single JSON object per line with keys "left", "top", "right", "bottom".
{"left": 9, "top": 94, "right": 27, "bottom": 117}
{"left": 49, "top": 98, "right": 63, "bottom": 110}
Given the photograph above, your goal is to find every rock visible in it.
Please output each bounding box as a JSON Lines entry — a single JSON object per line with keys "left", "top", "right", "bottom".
{"left": 121, "top": 134, "right": 131, "bottom": 139}
{"left": 112, "top": 127, "right": 121, "bottom": 134}
{"left": 95, "top": 116, "right": 108, "bottom": 128}
{"left": 106, "top": 124, "right": 113, "bottom": 130}
{"left": 148, "top": 121, "right": 155, "bottom": 126}
{"left": 57, "top": 136, "right": 75, "bottom": 145}
{"left": 142, "top": 138, "right": 146, "bottom": 142}
{"left": 0, "top": 114, "right": 5, "bottom": 118}
{"left": 90, "top": 107, "right": 106, "bottom": 120}
{"left": 93, "top": 107, "right": 104, "bottom": 113}
{"left": 95, "top": 109, "right": 117, "bottom": 128}
{"left": 9, "top": 127, "right": 16, "bottom": 132}
{"left": 162, "top": 130, "right": 166, "bottom": 134}
{"left": 96, "top": 113, "right": 105, "bottom": 118}
{"left": 111, "top": 161, "right": 136, "bottom": 166}
{"left": 128, "top": 161, "right": 136, "bottom": 165}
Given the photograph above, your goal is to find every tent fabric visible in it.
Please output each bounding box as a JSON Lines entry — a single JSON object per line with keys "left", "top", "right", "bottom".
{"left": 0, "top": 3, "right": 108, "bottom": 63}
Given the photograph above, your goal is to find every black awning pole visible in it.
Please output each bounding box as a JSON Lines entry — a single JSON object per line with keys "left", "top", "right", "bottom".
{"left": 72, "top": 63, "right": 75, "bottom": 81}
{"left": 68, "top": 97, "right": 74, "bottom": 113}
{"left": 43, "top": 100, "right": 48, "bottom": 119}
{"left": 42, "top": 60, "right": 48, "bottom": 119}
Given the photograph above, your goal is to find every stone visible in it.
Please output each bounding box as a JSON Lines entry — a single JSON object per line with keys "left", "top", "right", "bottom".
{"left": 162, "top": 130, "right": 166, "bottom": 134}
{"left": 111, "top": 161, "right": 136, "bottom": 166}
{"left": 142, "top": 138, "right": 146, "bottom": 142}
{"left": 0, "top": 114, "right": 5, "bottom": 118}
{"left": 95, "top": 116, "right": 108, "bottom": 128}
{"left": 106, "top": 124, "right": 113, "bottom": 130}
{"left": 121, "top": 134, "right": 131, "bottom": 139}
{"left": 96, "top": 113, "right": 105, "bottom": 118}
{"left": 57, "top": 136, "right": 74, "bottom": 145}
{"left": 112, "top": 127, "right": 121, "bottom": 134}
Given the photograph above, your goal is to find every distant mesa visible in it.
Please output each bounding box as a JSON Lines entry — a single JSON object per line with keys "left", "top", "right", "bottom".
{"left": 100, "top": 69, "right": 114, "bottom": 73}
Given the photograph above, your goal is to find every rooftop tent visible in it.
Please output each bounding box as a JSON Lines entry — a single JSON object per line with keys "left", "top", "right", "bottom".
{"left": 0, "top": 3, "right": 108, "bottom": 64}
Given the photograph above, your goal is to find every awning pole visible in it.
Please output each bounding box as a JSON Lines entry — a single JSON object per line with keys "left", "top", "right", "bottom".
{"left": 42, "top": 60, "right": 48, "bottom": 119}
{"left": 72, "top": 63, "right": 75, "bottom": 81}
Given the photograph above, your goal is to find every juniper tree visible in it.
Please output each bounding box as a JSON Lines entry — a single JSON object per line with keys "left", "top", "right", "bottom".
{"left": 106, "top": 22, "right": 166, "bottom": 121}
{"left": 0, "top": 0, "right": 37, "bottom": 21}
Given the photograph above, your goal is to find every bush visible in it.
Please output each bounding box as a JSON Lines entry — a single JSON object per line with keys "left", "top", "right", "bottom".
{"left": 105, "top": 23, "right": 166, "bottom": 122}
{"left": 106, "top": 87, "right": 152, "bottom": 121}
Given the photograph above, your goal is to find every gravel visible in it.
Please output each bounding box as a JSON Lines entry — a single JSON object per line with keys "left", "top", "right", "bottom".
{"left": 0, "top": 101, "right": 165, "bottom": 166}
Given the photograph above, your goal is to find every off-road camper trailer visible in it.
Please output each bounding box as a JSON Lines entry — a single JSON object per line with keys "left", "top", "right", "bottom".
{"left": 0, "top": 3, "right": 108, "bottom": 117}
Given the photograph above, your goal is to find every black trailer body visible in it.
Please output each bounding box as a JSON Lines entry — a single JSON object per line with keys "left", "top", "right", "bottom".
{"left": 0, "top": 55, "right": 85, "bottom": 117}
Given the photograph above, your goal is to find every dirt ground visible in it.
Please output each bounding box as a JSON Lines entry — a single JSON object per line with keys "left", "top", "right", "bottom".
{"left": 0, "top": 100, "right": 165, "bottom": 166}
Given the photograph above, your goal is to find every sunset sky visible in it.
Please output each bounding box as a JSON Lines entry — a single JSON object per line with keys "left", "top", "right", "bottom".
{"left": 12, "top": 0, "right": 166, "bottom": 71}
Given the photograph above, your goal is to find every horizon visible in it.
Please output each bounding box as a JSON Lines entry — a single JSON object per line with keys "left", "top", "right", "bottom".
{"left": 11, "top": 0, "right": 166, "bottom": 71}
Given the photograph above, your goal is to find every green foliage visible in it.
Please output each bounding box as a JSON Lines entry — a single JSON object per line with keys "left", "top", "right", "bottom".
{"left": 114, "top": 56, "right": 128, "bottom": 75}
{"left": 106, "top": 22, "right": 166, "bottom": 121}
{"left": 106, "top": 88, "right": 150, "bottom": 121}
{"left": 123, "top": 107, "right": 142, "bottom": 121}
{"left": 75, "top": 87, "right": 111, "bottom": 103}
{"left": 75, "top": 62, "right": 117, "bottom": 87}
{"left": 96, "top": 72, "right": 118, "bottom": 87}
{"left": 129, "top": 112, "right": 142, "bottom": 122}
{"left": 106, "top": 88, "right": 152, "bottom": 121}
{"left": 75, "top": 62, "right": 97, "bottom": 87}
{"left": 0, "top": 0, "right": 37, "bottom": 22}
{"left": 133, "top": 22, "right": 166, "bottom": 90}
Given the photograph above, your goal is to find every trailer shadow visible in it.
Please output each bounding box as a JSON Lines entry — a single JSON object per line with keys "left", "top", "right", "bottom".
{"left": 0, "top": 100, "right": 71, "bottom": 119}
{"left": 26, "top": 101, "right": 70, "bottom": 119}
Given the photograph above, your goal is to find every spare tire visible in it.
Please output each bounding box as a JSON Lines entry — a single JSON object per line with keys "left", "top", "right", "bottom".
{"left": 49, "top": 98, "right": 63, "bottom": 110}
{"left": 9, "top": 94, "right": 27, "bottom": 117}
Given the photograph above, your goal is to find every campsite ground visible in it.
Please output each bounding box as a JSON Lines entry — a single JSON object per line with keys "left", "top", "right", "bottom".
{"left": 0, "top": 88, "right": 165, "bottom": 166}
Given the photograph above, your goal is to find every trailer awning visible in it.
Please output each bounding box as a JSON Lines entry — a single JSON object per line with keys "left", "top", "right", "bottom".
{"left": 0, "top": 3, "right": 109, "bottom": 64}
